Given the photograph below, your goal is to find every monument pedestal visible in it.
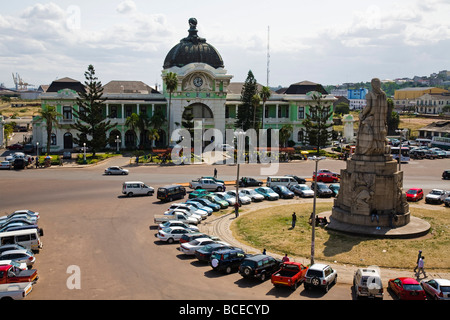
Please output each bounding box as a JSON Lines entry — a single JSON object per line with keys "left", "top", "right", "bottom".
{"left": 331, "top": 154, "right": 410, "bottom": 228}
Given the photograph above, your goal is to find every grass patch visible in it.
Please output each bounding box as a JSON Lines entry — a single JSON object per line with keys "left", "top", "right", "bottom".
{"left": 232, "top": 203, "right": 450, "bottom": 270}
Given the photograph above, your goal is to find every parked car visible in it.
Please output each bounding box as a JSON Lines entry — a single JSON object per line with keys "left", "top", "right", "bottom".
{"left": 155, "top": 226, "right": 193, "bottom": 244}
{"left": 316, "top": 169, "right": 340, "bottom": 178}
{"left": 285, "top": 175, "right": 306, "bottom": 184}
{"left": 104, "top": 166, "right": 129, "bottom": 175}
{"left": 188, "top": 189, "right": 210, "bottom": 199}
{"left": 239, "top": 177, "right": 263, "bottom": 187}
{"left": 189, "top": 198, "right": 220, "bottom": 212}
{"left": 165, "top": 203, "right": 208, "bottom": 219}
{"left": 442, "top": 170, "right": 450, "bottom": 180}
{"left": 210, "top": 248, "right": 247, "bottom": 274}
{"left": 353, "top": 267, "right": 384, "bottom": 299}
{"left": 0, "top": 210, "right": 39, "bottom": 223}
{"left": 239, "top": 254, "right": 282, "bottom": 282}
{"left": 180, "top": 238, "right": 218, "bottom": 255}
{"left": 239, "top": 189, "right": 265, "bottom": 202}
{"left": 0, "top": 249, "right": 35, "bottom": 268}
{"left": 254, "top": 187, "right": 279, "bottom": 201}
{"left": 0, "top": 218, "right": 37, "bottom": 229}
{"left": 202, "top": 193, "right": 229, "bottom": 209}
{"left": 22, "top": 144, "right": 34, "bottom": 153}
{"left": 406, "top": 188, "right": 424, "bottom": 202}
{"left": 271, "top": 262, "right": 308, "bottom": 290}
{"left": 271, "top": 185, "right": 295, "bottom": 199}
{"left": 194, "top": 243, "right": 234, "bottom": 262}
{"left": 225, "top": 190, "right": 251, "bottom": 205}
{"left": 185, "top": 200, "right": 213, "bottom": 215}
{"left": 425, "top": 189, "right": 450, "bottom": 204}
{"left": 180, "top": 232, "right": 220, "bottom": 244}
{"left": 289, "top": 184, "right": 314, "bottom": 198}
{"left": 215, "top": 192, "right": 237, "bottom": 206}
{"left": 158, "top": 220, "right": 199, "bottom": 233}
{"left": 0, "top": 161, "right": 11, "bottom": 170}
{"left": 303, "top": 263, "right": 337, "bottom": 292}
{"left": 420, "top": 278, "right": 450, "bottom": 300}
{"left": 313, "top": 173, "right": 339, "bottom": 183}
{"left": 445, "top": 196, "right": 450, "bottom": 207}
{"left": 157, "top": 185, "right": 186, "bottom": 202}
{"left": 122, "top": 181, "right": 154, "bottom": 197}
{"left": 7, "top": 144, "right": 23, "bottom": 150}
{"left": 310, "top": 182, "right": 334, "bottom": 198}
{"left": 388, "top": 277, "right": 426, "bottom": 300}
{"left": 0, "top": 244, "right": 27, "bottom": 255}
{"left": 329, "top": 183, "right": 340, "bottom": 197}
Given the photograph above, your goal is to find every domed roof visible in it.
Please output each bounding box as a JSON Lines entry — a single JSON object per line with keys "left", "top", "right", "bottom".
{"left": 163, "top": 18, "right": 224, "bottom": 70}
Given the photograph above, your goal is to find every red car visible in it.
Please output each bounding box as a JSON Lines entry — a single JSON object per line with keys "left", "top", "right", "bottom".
{"left": 313, "top": 173, "right": 339, "bottom": 183}
{"left": 7, "top": 143, "right": 24, "bottom": 150}
{"left": 406, "top": 188, "right": 424, "bottom": 202}
{"left": 388, "top": 277, "right": 426, "bottom": 300}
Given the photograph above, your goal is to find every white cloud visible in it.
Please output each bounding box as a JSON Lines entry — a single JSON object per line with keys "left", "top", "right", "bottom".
{"left": 116, "top": 0, "right": 137, "bottom": 14}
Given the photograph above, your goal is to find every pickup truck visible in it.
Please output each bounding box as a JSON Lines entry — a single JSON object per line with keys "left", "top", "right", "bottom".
{"left": 189, "top": 178, "right": 225, "bottom": 192}
{"left": 0, "top": 282, "right": 33, "bottom": 300}
{"left": 153, "top": 211, "right": 199, "bottom": 225}
{"left": 0, "top": 264, "right": 38, "bottom": 285}
{"left": 271, "top": 262, "right": 308, "bottom": 290}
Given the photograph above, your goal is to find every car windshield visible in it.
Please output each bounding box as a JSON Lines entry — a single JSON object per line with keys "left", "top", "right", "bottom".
{"left": 162, "top": 227, "right": 172, "bottom": 233}
{"left": 431, "top": 190, "right": 443, "bottom": 195}
{"left": 190, "top": 240, "right": 201, "bottom": 245}
{"left": 278, "top": 186, "right": 288, "bottom": 191}
{"left": 300, "top": 186, "right": 309, "bottom": 190}
{"left": 317, "top": 184, "right": 329, "bottom": 190}
{"left": 407, "top": 190, "right": 417, "bottom": 194}
{"left": 403, "top": 284, "right": 423, "bottom": 291}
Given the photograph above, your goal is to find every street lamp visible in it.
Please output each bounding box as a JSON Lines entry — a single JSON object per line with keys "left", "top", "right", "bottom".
{"left": 309, "top": 155, "right": 326, "bottom": 265}
{"left": 395, "top": 129, "right": 403, "bottom": 172}
{"left": 83, "top": 142, "right": 86, "bottom": 163}
{"left": 115, "top": 135, "right": 121, "bottom": 153}
{"left": 36, "top": 142, "right": 39, "bottom": 167}
{"left": 234, "top": 131, "right": 246, "bottom": 217}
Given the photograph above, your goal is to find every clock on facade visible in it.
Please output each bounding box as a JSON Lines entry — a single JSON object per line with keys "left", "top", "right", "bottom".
{"left": 193, "top": 77, "right": 203, "bottom": 87}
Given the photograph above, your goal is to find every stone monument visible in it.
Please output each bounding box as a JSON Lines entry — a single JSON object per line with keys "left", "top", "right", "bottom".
{"left": 331, "top": 78, "right": 410, "bottom": 228}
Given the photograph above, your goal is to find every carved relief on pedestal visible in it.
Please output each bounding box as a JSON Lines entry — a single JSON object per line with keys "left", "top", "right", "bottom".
{"left": 350, "top": 172, "right": 375, "bottom": 215}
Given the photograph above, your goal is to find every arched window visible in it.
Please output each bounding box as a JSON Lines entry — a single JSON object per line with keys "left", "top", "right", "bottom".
{"left": 184, "top": 103, "right": 213, "bottom": 119}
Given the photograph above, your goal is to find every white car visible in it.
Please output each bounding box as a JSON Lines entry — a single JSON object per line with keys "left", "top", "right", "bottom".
{"left": 216, "top": 143, "right": 235, "bottom": 151}
{"left": 179, "top": 237, "right": 217, "bottom": 255}
{"left": 0, "top": 161, "right": 11, "bottom": 170}
{"left": 165, "top": 203, "right": 208, "bottom": 220}
{"left": 225, "top": 190, "right": 251, "bottom": 205}
{"left": 0, "top": 249, "right": 36, "bottom": 268}
{"left": 425, "top": 189, "right": 450, "bottom": 204}
{"left": 156, "top": 226, "right": 192, "bottom": 244}
{"left": 158, "top": 220, "right": 199, "bottom": 233}
{"left": 104, "top": 166, "right": 129, "bottom": 175}
{"left": 0, "top": 210, "right": 40, "bottom": 223}
{"left": 215, "top": 192, "right": 237, "bottom": 205}
{"left": 421, "top": 278, "right": 450, "bottom": 300}
{"left": 240, "top": 189, "right": 265, "bottom": 202}
{"left": 0, "top": 259, "right": 28, "bottom": 271}
{"left": 164, "top": 209, "right": 202, "bottom": 223}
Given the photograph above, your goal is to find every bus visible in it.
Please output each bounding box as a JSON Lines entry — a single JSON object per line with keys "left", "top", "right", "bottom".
{"left": 391, "top": 146, "right": 410, "bottom": 163}
{"left": 431, "top": 136, "right": 450, "bottom": 150}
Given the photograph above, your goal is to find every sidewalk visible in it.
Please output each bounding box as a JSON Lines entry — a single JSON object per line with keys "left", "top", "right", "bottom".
{"left": 198, "top": 199, "right": 450, "bottom": 286}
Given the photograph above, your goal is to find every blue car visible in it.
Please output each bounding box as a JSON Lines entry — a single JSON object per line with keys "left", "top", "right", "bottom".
{"left": 190, "top": 198, "right": 221, "bottom": 211}
{"left": 185, "top": 200, "right": 213, "bottom": 215}
{"left": 271, "top": 185, "right": 295, "bottom": 199}
{"left": 254, "top": 187, "right": 279, "bottom": 201}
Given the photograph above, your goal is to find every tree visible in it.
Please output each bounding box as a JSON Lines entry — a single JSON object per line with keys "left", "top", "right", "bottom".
{"left": 334, "top": 102, "right": 349, "bottom": 115}
{"left": 251, "top": 94, "right": 261, "bottom": 130}
{"left": 279, "top": 124, "right": 293, "bottom": 148}
{"left": 125, "top": 113, "right": 140, "bottom": 148}
{"left": 260, "top": 86, "right": 271, "bottom": 129}
{"left": 72, "top": 65, "right": 114, "bottom": 156}
{"left": 36, "top": 105, "right": 61, "bottom": 154}
{"left": 386, "top": 98, "right": 399, "bottom": 135}
{"left": 181, "top": 106, "right": 195, "bottom": 143}
{"left": 148, "top": 107, "right": 167, "bottom": 147}
{"left": 165, "top": 72, "right": 178, "bottom": 145}
{"left": 236, "top": 70, "right": 258, "bottom": 131}
{"left": 302, "top": 91, "right": 333, "bottom": 154}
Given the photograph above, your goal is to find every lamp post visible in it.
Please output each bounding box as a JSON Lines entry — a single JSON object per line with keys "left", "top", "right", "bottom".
{"left": 115, "top": 135, "right": 121, "bottom": 153}
{"left": 309, "top": 155, "right": 326, "bottom": 265}
{"left": 395, "top": 129, "right": 402, "bottom": 172}
{"left": 234, "top": 131, "right": 246, "bottom": 216}
{"left": 36, "top": 142, "right": 39, "bottom": 167}
{"left": 83, "top": 142, "right": 86, "bottom": 164}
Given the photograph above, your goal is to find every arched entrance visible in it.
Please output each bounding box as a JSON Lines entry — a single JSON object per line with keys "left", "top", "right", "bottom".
{"left": 125, "top": 130, "right": 136, "bottom": 148}
{"left": 63, "top": 132, "right": 73, "bottom": 149}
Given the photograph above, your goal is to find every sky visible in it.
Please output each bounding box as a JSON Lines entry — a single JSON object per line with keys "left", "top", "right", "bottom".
{"left": 1, "top": 0, "right": 449, "bottom": 90}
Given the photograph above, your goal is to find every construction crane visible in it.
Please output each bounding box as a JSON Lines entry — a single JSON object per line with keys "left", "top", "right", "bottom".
{"left": 12, "top": 73, "right": 33, "bottom": 91}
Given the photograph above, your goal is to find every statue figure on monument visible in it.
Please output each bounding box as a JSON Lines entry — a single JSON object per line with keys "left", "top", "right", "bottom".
{"left": 355, "top": 78, "right": 390, "bottom": 156}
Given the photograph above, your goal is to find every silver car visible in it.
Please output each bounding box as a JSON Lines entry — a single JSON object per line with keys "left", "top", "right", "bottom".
{"left": 104, "top": 166, "right": 129, "bottom": 175}
{"left": 0, "top": 249, "right": 36, "bottom": 268}
{"left": 421, "top": 278, "right": 450, "bottom": 300}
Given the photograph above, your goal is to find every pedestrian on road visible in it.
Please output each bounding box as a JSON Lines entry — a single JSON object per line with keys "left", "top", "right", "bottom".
{"left": 291, "top": 212, "right": 297, "bottom": 228}
{"left": 416, "top": 256, "right": 427, "bottom": 278}
{"left": 413, "top": 250, "right": 422, "bottom": 273}
{"left": 35, "top": 157, "right": 39, "bottom": 169}
{"left": 214, "top": 168, "right": 217, "bottom": 178}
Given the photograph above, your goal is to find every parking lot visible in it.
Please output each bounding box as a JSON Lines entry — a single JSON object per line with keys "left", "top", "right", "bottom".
{"left": 0, "top": 151, "right": 449, "bottom": 300}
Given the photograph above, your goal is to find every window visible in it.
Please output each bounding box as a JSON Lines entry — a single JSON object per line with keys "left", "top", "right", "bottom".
{"left": 298, "top": 106, "right": 305, "bottom": 119}
{"left": 51, "top": 133, "right": 57, "bottom": 145}
{"left": 63, "top": 106, "right": 72, "bottom": 120}
{"left": 110, "top": 105, "right": 118, "bottom": 118}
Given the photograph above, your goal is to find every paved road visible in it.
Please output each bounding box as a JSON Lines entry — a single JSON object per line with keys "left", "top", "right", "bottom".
{"left": 0, "top": 154, "right": 448, "bottom": 301}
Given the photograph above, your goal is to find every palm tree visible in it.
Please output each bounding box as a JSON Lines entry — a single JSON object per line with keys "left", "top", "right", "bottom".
{"left": 280, "top": 124, "right": 293, "bottom": 148}
{"left": 251, "top": 94, "right": 261, "bottom": 130}
{"left": 36, "top": 105, "right": 61, "bottom": 154}
{"left": 260, "top": 86, "right": 271, "bottom": 130}
{"left": 165, "top": 72, "right": 178, "bottom": 146}
{"left": 125, "top": 113, "right": 140, "bottom": 148}
{"left": 148, "top": 108, "right": 167, "bottom": 148}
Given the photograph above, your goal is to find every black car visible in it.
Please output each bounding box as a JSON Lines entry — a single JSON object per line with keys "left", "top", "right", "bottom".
{"left": 239, "top": 177, "right": 263, "bottom": 187}
{"left": 209, "top": 248, "right": 247, "bottom": 274}
{"left": 238, "top": 254, "right": 282, "bottom": 281}
{"left": 310, "top": 182, "right": 333, "bottom": 198}
{"left": 271, "top": 185, "right": 295, "bottom": 199}
{"left": 195, "top": 243, "right": 234, "bottom": 262}
{"left": 285, "top": 175, "right": 306, "bottom": 184}
{"left": 443, "top": 170, "right": 450, "bottom": 180}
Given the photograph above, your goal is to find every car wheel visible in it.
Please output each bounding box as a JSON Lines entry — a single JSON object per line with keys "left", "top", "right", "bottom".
{"left": 122, "top": 172, "right": 126, "bottom": 175}
{"left": 217, "top": 186, "right": 223, "bottom": 192}
{"left": 243, "top": 267, "right": 252, "bottom": 277}
{"left": 167, "top": 238, "right": 174, "bottom": 244}
{"left": 225, "top": 266, "right": 232, "bottom": 274}
{"left": 311, "top": 277, "right": 320, "bottom": 287}
{"left": 260, "top": 272, "right": 266, "bottom": 282}
{"left": 147, "top": 191, "right": 153, "bottom": 196}
{"left": 127, "top": 192, "right": 133, "bottom": 197}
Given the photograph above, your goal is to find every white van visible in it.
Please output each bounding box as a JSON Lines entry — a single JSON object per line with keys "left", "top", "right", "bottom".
{"left": 266, "top": 176, "right": 298, "bottom": 188}
{"left": 122, "top": 181, "right": 154, "bottom": 197}
{"left": 0, "top": 229, "right": 43, "bottom": 253}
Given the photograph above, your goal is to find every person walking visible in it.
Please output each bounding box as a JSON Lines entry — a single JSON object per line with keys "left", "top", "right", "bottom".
{"left": 214, "top": 168, "right": 217, "bottom": 178}
{"left": 416, "top": 256, "right": 427, "bottom": 278}
{"left": 291, "top": 212, "right": 297, "bottom": 228}
{"left": 413, "top": 250, "right": 422, "bottom": 273}
{"left": 234, "top": 201, "right": 240, "bottom": 218}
